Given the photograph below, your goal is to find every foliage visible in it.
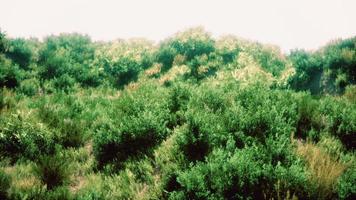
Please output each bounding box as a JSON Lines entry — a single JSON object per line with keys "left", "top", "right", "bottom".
{"left": 0, "top": 114, "right": 55, "bottom": 162}
{"left": 0, "top": 55, "right": 23, "bottom": 88}
{"left": 95, "top": 39, "right": 155, "bottom": 88}
{"left": 288, "top": 50, "right": 323, "bottom": 93}
{"left": 288, "top": 37, "right": 356, "bottom": 94}
{"left": 33, "top": 151, "right": 73, "bottom": 190}
{"left": 6, "top": 38, "right": 33, "bottom": 69}
{"left": 18, "top": 78, "right": 40, "bottom": 96}
{"left": 37, "top": 93, "right": 87, "bottom": 148}
{"left": 157, "top": 27, "right": 215, "bottom": 72}
{"left": 337, "top": 164, "right": 356, "bottom": 200}
{"left": 93, "top": 84, "right": 172, "bottom": 169}
{"left": 248, "top": 43, "right": 287, "bottom": 76}
{"left": 0, "top": 169, "right": 11, "bottom": 200}
{"left": 0, "top": 28, "right": 354, "bottom": 199}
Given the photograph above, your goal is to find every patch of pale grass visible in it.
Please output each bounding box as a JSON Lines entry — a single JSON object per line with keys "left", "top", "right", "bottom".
{"left": 296, "top": 141, "right": 346, "bottom": 199}
{"left": 159, "top": 65, "right": 189, "bottom": 85}
{"left": 3, "top": 162, "right": 41, "bottom": 191}
{"left": 144, "top": 63, "right": 162, "bottom": 77}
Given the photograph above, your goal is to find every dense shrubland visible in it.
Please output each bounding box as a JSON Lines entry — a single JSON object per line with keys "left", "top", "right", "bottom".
{"left": 0, "top": 28, "right": 355, "bottom": 199}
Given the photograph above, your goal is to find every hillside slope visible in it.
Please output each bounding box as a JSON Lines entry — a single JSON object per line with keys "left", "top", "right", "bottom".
{"left": 0, "top": 28, "right": 355, "bottom": 199}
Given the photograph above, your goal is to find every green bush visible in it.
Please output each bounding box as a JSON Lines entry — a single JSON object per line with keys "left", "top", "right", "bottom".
{"left": 295, "top": 93, "right": 322, "bottom": 141}
{"left": 56, "top": 119, "right": 87, "bottom": 148}
{"left": 94, "top": 84, "right": 172, "bottom": 168}
{"left": 53, "top": 74, "right": 76, "bottom": 93}
{"left": 157, "top": 27, "right": 215, "bottom": 72}
{"left": 172, "top": 148, "right": 282, "bottom": 199}
{"left": 45, "top": 186, "right": 73, "bottom": 200}
{"left": 319, "top": 97, "right": 356, "bottom": 150}
{"left": 0, "top": 31, "right": 7, "bottom": 53}
{"left": 0, "top": 28, "right": 355, "bottom": 199}
{"left": 39, "top": 33, "right": 95, "bottom": 80}
{"left": 170, "top": 137, "right": 311, "bottom": 199}
{"left": 344, "top": 85, "right": 356, "bottom": 103}
{"left": 156, "top": 45, "right": 177, "bottom": 72}
{"left": 96, "top": 40, "right": 154, "bottom": 88}
{"left": 288, "top": 37, "right": 356, "bottom": 94}
{"left": 33, "top": 151, "right": 72, "bottom": 190}
{"left": 0, "top": 55, "right": 23, "bottom": 88}
{"left": 337, "top": 165, "right": 356, "bottom": 200}
{"left": 6, "top": 38, "right": 33, "bottom": 69}
{"left": 36, "top": 94, "right": 87, "bottom": 148}
{"left": 77, "top": 67, "right": 102, "bottom": 87}
{"left": 0, "top": 114, "right": 55, "bottom": 162}
{"left": 0, "top": 169, "right": 11, "bottom": 200}
{"left": 112, "top": 58, "right": 141, "bottom": 88}
{"left": 176, "top": 114, "right": 212, "bottom": 162}
{"left": 0, "top": 89, "right": 17, "bottom": 111}
{"left": 18, "top": 78, "right": 40, "bottom": 96}
{"left": 168, "top": 83, "right": 192, "bottom": 127}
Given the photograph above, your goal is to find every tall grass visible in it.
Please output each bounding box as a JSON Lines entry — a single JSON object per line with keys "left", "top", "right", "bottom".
{"left": 296, "top": 141, "right": 346, "bottom": 199}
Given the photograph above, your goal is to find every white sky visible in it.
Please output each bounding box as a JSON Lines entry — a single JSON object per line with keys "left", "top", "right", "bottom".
{"left": 0, "top": 0, "right": 355, "bottom": 51}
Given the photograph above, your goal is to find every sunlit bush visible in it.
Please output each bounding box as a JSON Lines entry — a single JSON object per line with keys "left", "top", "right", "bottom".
{"left": 94, "top": 84, "right": 172, "bottom": 168}
{"left": 157, "top": 27, "right": 215, "bottom": 72}
{"left": 95, "top": 39, "right": 155, "bottom": 88}
{"left": 0, "top": 114, "right": 55, "bottom": 162}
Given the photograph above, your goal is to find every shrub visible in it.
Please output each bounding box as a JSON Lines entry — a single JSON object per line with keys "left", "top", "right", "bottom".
{"left": 0, "top": 169, "right": 11, "bottom": 200}
{"left": 77, "top": 67, "right": 102, "bottom": 87}
{"left": 6, "top": 38, "right": 33, "bottom": 69}
{"left": 39, "top": 33, "right": 95, "bottom": 80}
{"left": 170, "top": 140, "right": 311, "bottom": 199}
{"left": 337, "top": 165, "right": 356, "bottom": 200}
{"left": 231, "top": 85, "right": 297, "bottom": 142}
{"left": 18, "top": 78, "right": 40, "bottom": 96}
{"left": 334, "top": 107, "right": 356, "bottom": 150}
{"left": 0, "top": 31, "right": 7, "bottom": 53}
{"left": 157, "top": 27, "right": 215, "bottom": 72}
{"left": 45, "top": 186, "right": 73, "bottom": 200}
{"left": 56, "top": 119, "right": 87, "bottom": 148}
{"left": 156, "top": 45, "right": 177, "bottom": 72}
{"left": 215, "top": 36, "right": 241, "bottom": 64}
{"left": 0, "top": 114, "right": 55, "bottom": 162}
{"left": 173, "top": 148, "right": 265, "bottom": 200}
{"left": 96, "top": 39, "right": 154, "bottom": 88}
{"left": 247, "top": 44, "right": 287, "bottom": 76}
{"left": 36, "top": 94, "right": 87, "bottom": 148}
{"left": 319, "top": 97, "right": 356, "bottom": 150}
{"left": 0, "top": 55, "right": 23, "bottom": 88}
{"left": 287, "top": 50, "right": 323, "bottom": 93}
{"left": 0, "top": 89, "right": 17, "bottom": 111}
{"left": 176, "top": 117, "right": 211, "bottom": 162}
{"left": 33, "top": 151, "right": 72, "bottom": 190}
{"left": 93, "top": 84, "right": 172, "bottom": 168}
{"left": 295, "top": 93, "right": 322, "bottom": 141}
{"left": 53, "top": 74, "right": 76, "bottom": 93}
{"left": 344, "top": 85, "right": 356, "bottom": 103}
{"left": 168, "top": 83, "right": 192, "bottom": 127}
{"left": 106, "top": 56, "right": 142, "bottom": 88}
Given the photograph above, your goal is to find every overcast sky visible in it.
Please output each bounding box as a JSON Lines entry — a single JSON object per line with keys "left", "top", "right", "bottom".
{"left": 1, "top": 0, "right": 355, "bottom": 51}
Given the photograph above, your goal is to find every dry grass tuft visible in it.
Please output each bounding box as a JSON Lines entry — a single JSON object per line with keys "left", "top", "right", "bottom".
{"left": 158, "top": 65, "right": 189, "bottom": 85}
{"left": 144, "top": 63, "right": 162, "bottom": 77}
{"left": 296, "top": 141, "right": 346, "bottom": 199}
{"left": 3, "top": 163, "right": 42, "bottom": 192}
